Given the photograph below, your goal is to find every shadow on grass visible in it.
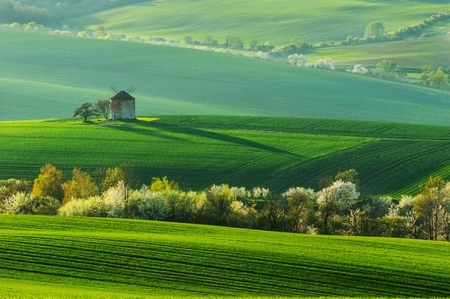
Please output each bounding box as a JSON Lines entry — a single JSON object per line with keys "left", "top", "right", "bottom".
{"left": 105, "top": 119, "right": 185, "bottom": 142}
{"left": 151, "top": 120, "right": 298, "bottom": 156}
{"left": 105, "top": 119, "right": 297, "bottom": 155}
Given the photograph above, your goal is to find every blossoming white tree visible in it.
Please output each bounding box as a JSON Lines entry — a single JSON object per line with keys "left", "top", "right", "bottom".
{"left": 317, "top": 180, "right": 359, "bottom": 234}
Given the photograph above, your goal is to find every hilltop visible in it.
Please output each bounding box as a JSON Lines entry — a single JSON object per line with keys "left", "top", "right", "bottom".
{"left": 66, "top": 0, "right": 450, "bottom": 45}
{"left": 2, "top": 32, "right": 450, "bottom": 125}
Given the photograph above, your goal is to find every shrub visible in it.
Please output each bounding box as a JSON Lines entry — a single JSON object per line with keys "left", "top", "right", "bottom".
{"left": 126, "top": 186, "right": 168, "bottom": 220}
{"left": 59, "top": 196, "right": 107, "bottom": 217}
{"left": 3, "top": 192, "right": 60, "bottom": 215}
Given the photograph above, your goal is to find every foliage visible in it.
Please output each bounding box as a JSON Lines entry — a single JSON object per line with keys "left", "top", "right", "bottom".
{"left": 58, "top": 196, "right": 107, "bottom": 217}
{"left": 73, "top": 102, "right": 100, "bottom": 123}
{"left": 150, "top": 176, "right": 179, "bottom": 193}
{"left": 31, "top": 164, "right": 64, "bottom": 201}
{"left": 364, "top": 22, "right": 385, "bottom": 39}
{"left": 287, "top": 54, "right": 308, "bottom": 67}
{"left": 317, "top": 180, "right": 359, "bottom": 234}
{"left": 62, "top": 167, "right": 99, "bottom": 204}
{"left": 95, "top": 99, "right": 110, "bottom": 119}
{"left": 352, "top": 64, "right": 368, "bottom": 75}
{"left": 315, "top": 58, "right": 335, "bottom": 70}
{"left": 422, "top": 66, "right": 448, "bottom": 88}
{"left": 101, "top": 166, "right": 127, "bottom": 192}
{"left": 3, "top": 192, "right": 60, "bottom": 215}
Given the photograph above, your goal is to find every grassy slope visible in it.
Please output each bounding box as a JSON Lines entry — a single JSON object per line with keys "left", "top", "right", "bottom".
{"left": 2, "top": 116, "right": 450, "bottom": 195}
{"left": 67, "top": 0, "right": 450, "bottom": 45}
{"left": 0, "top": 216, "right": 450, "bottom": 298}
{"left": 309, "top": 36, "right": 450, "bottom": 67}
{"left": 2, "top": 32, "right": 450, "bottom": 126}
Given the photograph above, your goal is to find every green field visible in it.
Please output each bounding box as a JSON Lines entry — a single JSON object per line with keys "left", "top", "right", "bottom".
{"left": 1, "top": 116, "right": 450, "bottom": 196}
{"left": 309, "top": 36, "right": 450, "bottom": 67}
{"left": 2, "top": 32, "right": 450, "bottom": 126}
{"left": 0, "top": 216, "right": 449, "bottom": 298}
{"left": 67, "top": 0, "right": 450, "bottom": 45}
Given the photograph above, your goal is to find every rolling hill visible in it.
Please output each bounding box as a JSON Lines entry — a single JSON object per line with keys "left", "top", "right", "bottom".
{"left": 66, "top": 0, "right": 450, "bottom": 45}
{"left": 2, "top": 32, "right": 450, "bottom": 126}
{"left": 1, "top": 116, "right": 450, "bottom": 196}
{"left": 1, "top": 216, "right": 449, "bottom": 298}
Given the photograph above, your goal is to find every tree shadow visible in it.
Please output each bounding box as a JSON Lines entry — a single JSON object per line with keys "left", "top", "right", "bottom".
{"left": 150, "top": 120, "right": 299, "bottom": 156}
{"left": 104, "top": 119, "right": 186, "bottom": 142}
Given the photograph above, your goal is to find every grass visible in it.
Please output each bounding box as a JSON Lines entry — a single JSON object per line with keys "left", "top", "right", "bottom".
{"left": 0, "top": 215, "right": 449, "bottom": 298}
{"left": 1, "top": 116, "right": 450, "bottom": 196}
{"left": 308, "top": 36, "right": 450, "bottom": 67}
{"left": 2, "top": 32, "right": 450, "bottom": 126}
{"left": 67, "top": 0, "right": 450, "bottom": 45}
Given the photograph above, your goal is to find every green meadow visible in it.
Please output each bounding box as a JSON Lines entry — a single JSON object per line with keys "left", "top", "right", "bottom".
{"left": 0, "top": 216, "right": 449, "bottom": 298}
{"left": 1, "top": 116, "right": 450, "bottom": 195}
{"left": 2, "top": 32, "right": 450, "bottom": 126}
{"left": 67, "top": 0, "right": 450, "bottom": 45}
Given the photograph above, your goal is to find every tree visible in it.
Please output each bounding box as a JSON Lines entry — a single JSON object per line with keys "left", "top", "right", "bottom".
{"left": 317, "top": 180, "right": 359, "bottom": 234}
{"left": 352, "top": 64, "right": 369, "bottom": 75}
{"left": 31, "top": 164, "right": 64, "bottom": 201}
{"left": 315, "top": 58, "right": 335, "bottom": 70}
{"left": 95, "top": 99, "right": 110, "bottom": 120}
{"left": 423, "top": 67, "right": 448, "bottom": 88}
{"left": 375, "top": 59, "right": 398, "bottom": 79}
{"left": 150, "top": 176, "right": 179, "bottom": 193}
{"left": 101, "top": 166, "right": 126, "bottom": 192}
{"left": 283, "top": 187, "right": 316, "bottom": 232}
{"left": 364, "top": 22, "right": 385, "bottom": 39}
{"left": 204, "top": 184, "right": 234, "bottom": 225}
{"left": 62, "top": 167, "right": 99, "bottom": 204}
{"left": 73, "top": 102, "right": 99, "bottom": 123}
{"left": 335, "top": 169, "right": 359, "bottom": 185}
{"left": 413, "top": 176, "right": 448, "bottom": 240}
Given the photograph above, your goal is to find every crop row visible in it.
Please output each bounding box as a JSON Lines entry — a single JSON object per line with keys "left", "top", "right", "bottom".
{"left": 1, "top": 216, "right": 450, "bottom": 298}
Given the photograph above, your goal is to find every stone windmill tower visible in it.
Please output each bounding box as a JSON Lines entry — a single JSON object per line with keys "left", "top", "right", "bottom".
{"left": 109, "top": 87, "right": 136, "bottom": 120}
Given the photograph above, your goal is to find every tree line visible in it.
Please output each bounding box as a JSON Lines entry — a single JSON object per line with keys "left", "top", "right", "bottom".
{"left": 1, "top": 165, "right": 449, "bottom": 241}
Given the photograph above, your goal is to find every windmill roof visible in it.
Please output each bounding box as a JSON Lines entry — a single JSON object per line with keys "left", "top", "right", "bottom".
{"left": 111, "top": 90, "right": 135, "bottom": 101}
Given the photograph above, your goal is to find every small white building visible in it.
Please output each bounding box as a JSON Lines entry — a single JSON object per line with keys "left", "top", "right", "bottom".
{"left": 109, "top": 90, "right": 136, "bottom": 120}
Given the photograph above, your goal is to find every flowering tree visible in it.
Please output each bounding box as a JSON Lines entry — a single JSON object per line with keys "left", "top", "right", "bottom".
{"left": 287, "top": 54, "right": 308, "bottom": 67}
{"left": 315, "top": 58, "right": 335, "bottom": 70}
{"left": 352, "top": 64, "right": 369, "bottom": 75}
{"left": 317, "top": 180, "right": 359, "bottom": 234}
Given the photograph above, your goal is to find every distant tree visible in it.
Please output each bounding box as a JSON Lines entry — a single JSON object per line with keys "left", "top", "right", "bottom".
{"left": 413, "top": 176, "right": 449, "bottom": 240}
{"left": 62, "top": 167, "right": 99, "bottom": 204}
{"left": 335, "top": 169, "right": 359, "bottom": 185}
{"left": 375, "top": 59, "right": 398, "bottom": 79}
{"left": 283, "top": 187, "right": 316, "bottom": 232}
{"left": 315, "top": 58, "right": 335, "bottom": 70}
{"left": 184, "top": 36, "right": 193, "bottom": 44}
{"left": 364, "top": 22, "right": 385, "bottom": 39}
{"left": 287, "top": 54, "right": 308, "bottom": 67}
{"left": 31, "top": 164, "right": 64, "bottom": 201}
{"left": 150, "top": 176, "right": 179, "bottom": 193}
{"left": 261, "top": 197, "right": 286, "bottom": 231}
{"left": 352, "top": 64, "right": 369, "bottom": 75}
{"left": 101, "top": 166, "right": 126, "bottom": 192}
{"left": 204, "top": 184, "right": 234, "bottom": 225}
{"left": 73, "top": 102, "right": 99, "bottom": 123}
{"left": 95, "top": 99, "right": 110, "bottom": 119}
{"left": 317, "top": 180, "right": 359, "bottom": 234}
{"left": 423, "top": 67, "right": 448, "bottom": 88}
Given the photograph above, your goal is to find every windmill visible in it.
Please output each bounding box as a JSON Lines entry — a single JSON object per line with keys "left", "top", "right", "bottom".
{"left": 109, "top": 86, "right": 136, "bottom": 121}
